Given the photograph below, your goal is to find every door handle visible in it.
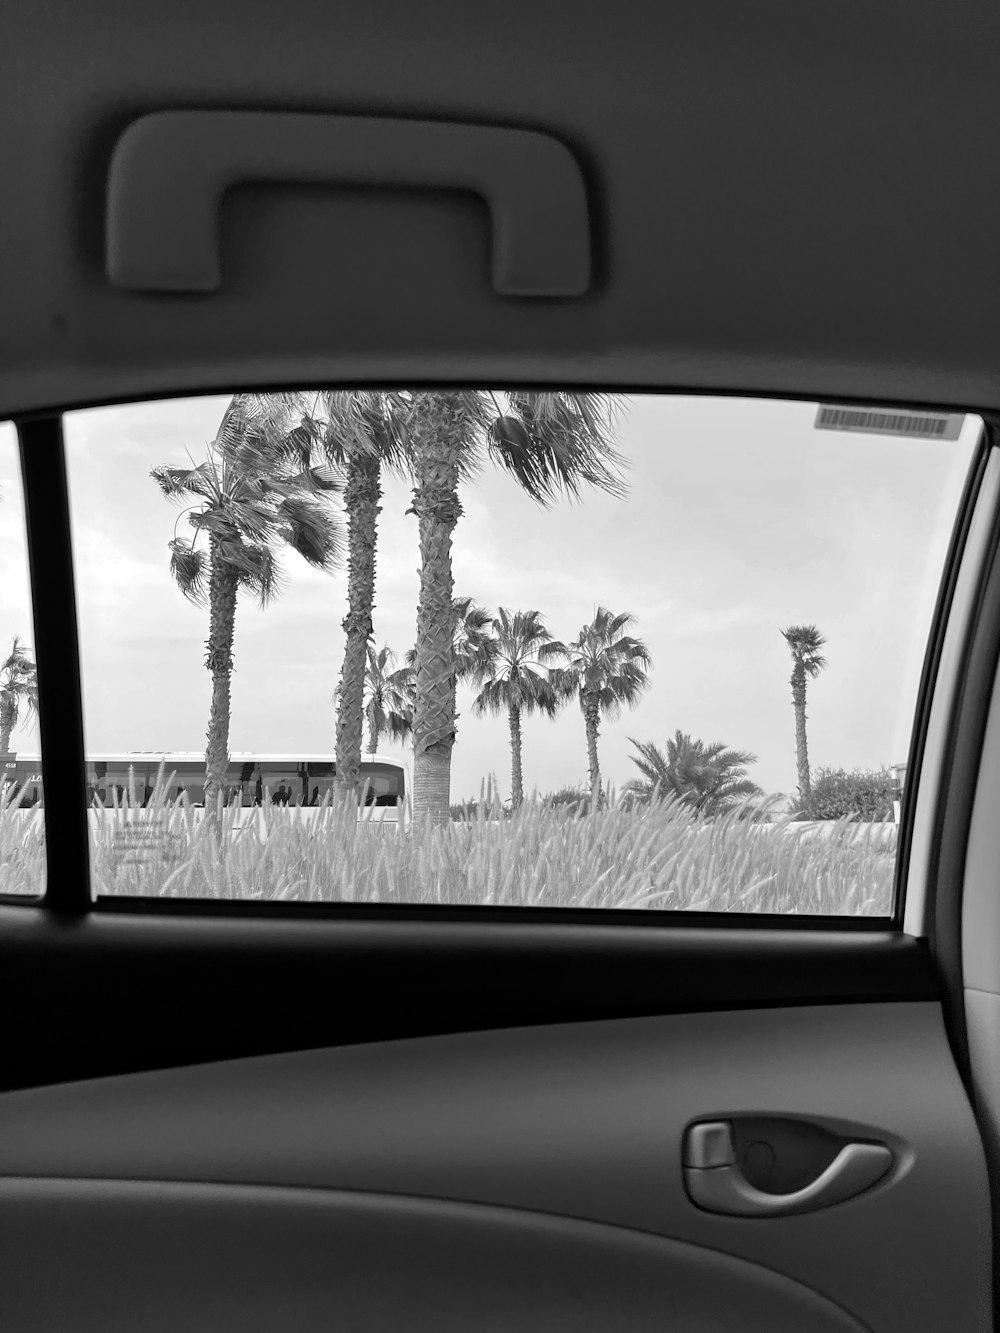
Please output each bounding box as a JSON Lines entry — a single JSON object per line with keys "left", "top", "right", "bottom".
{"left": 106, "top": 110, "right": 591, "bottom": 297}
{"left": 683, "top": 1120, "right": 893, "bottom": 1218}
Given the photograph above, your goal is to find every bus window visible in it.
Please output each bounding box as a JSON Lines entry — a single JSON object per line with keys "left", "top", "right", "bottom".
{"left": 360, "top": 762, "right": 403, "bottom": 807}
{"left": 259, "top": 764, "right": 302, "bottom": 805}
{"left": 305, "top": 762, "right": 335, "bottom": 806}
{"left": 233, "top": 761, "right": 256, "bottom": 807}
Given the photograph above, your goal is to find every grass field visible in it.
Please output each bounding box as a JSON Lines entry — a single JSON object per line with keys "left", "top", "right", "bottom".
{"left": 0, "top": 789, "right": 896, "bottom": 914}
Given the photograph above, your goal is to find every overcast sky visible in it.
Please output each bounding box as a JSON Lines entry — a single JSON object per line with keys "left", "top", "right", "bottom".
{"left": 0, "top": 396, "right": 978, "bottom": 802}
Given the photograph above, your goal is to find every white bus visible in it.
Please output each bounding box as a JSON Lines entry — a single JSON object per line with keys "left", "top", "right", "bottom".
{"left": 1, "top": 751, "right": 409, "bottom": 825}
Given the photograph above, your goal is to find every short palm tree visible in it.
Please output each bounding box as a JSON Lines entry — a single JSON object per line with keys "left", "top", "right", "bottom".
{"left": 0, "top": 636, "right": 38, "bottom": 752}
{"left": 152, "top": 393, "right": 344, "bottom": 806}
{"left": 404, "top": 391, "right": 626, "bottom": 824}
{"left": 471, "top": 608, "right": 561, "bottom": 808}
{"left": 361, "top": 643, "right": 416, "bottom": 753}
{"left": 549, "top": 607, "right": 652, "bottom": 808}
{"left": 624, "top": 731, "right": 762, "bottom": 817}
{"left": 780, "top": 624, "right": 828, "bottom": 799}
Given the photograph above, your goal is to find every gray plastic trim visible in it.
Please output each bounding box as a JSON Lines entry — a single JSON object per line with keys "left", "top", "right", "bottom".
{"left": 905, "top": 443, "right": 1000, "bottom": 936}
{"left": 0, "top": 1004, "right": 990, "bottom": 1332}
{"left": 960, "top": 586, "right": 1000, "bottom": 1217}
{"left": 106, "top": 111, "right": 591, "bottom": 297}
{"left": 964, "top": 990, "right": 1000, "bottom": 1171}
{"left": 961, "top": 625, "right": 1000, "bottom": 993}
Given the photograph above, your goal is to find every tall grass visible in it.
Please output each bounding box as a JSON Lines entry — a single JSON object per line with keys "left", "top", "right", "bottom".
{"left": 88, "top": 788, "right": 894, "bottom": 913}
{"left": 0, "top": 786, "right": 895, "bottom": 913}
{"left": 0, "top": 801, "right": 45, "bottom": 895}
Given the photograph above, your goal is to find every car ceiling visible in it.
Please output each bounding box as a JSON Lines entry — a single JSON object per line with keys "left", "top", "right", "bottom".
{"left": 3, "top": 0, "right": 1000, "bottom": 418}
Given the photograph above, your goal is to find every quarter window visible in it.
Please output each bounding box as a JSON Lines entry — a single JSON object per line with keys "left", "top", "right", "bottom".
{"left": 0, "top": 422, "right": 45, "bottom": 896}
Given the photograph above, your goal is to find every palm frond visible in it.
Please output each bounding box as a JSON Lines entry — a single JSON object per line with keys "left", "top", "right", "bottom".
{"left": 220, "top": 540, "right": 282, "bottom": 607}
{"left": 1, "top": 635, "right": 34, "bottom": 678}
{"left": 487, "top": 391, "right": 628, "bottom": 505}
{"left": 471, "top": 677, "right": 512, "bottom": 718}
{"left": 277, "top": 497, "right": 344, "bottom": 571}
{"left": 781, "top": 623, "right": 828, "bottom": 674}
{"left": 317, "top": 390, "right": 412, "bottom": 478}
{"left": 151, "top": 463, "right": 219, "bottom": 503}
{"left": 167, "top": 539, "right": 210, "bottom": 605}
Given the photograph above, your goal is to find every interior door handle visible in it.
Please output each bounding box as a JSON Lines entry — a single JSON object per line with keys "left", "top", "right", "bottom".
{"left": 106, "top": 110, "right": 591, "bottom": 297}
{"left": 683, "top": 1121, "right": 893, "bottom": 1218}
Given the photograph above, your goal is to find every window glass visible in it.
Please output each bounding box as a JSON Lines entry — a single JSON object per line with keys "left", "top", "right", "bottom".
{"left": 0, "top": 422, "right": 45, "bottom": 896}
{"left": 62, "top": 393, "right": 978, "bottom": 912}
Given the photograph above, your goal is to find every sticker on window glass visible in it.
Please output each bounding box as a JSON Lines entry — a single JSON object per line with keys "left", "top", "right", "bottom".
{"left": 815, "top": 405, "right": 964, "bottom": 440}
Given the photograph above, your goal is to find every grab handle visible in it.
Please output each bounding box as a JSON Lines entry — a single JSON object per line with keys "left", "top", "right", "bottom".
{"left": 106, "top": 110, "right": 591, "bottom": 297}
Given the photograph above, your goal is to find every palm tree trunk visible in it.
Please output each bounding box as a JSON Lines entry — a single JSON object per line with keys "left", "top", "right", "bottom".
{"left": 509, "top": 702, "right": 523, "bottom": 807}
{"left": 336, "top": 451, "right": 381, "bottom": 796}
{"left": 409, "top": 393, "right": 465, "bottom": 826}
{"left": 790, "top": 664, "right": 811, "bottom": 798}
{"left": 367, "top": 717, "right": 382, "bottom": 755}
{"left": 583, "top": 694, "right": 602, "bottom": 809}
{"left": 0, "top": 702, "right": 15, "bottom": 754}
{"left": 204, "top": 535, "right": 239, "bottom": 809}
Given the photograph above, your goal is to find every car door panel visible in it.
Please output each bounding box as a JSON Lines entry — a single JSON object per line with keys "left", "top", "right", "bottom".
{"left": 0, "top": 1003, "right": 989, "bottom": 1332}
{"left": 4, "top": 1179, "right": 869, "bottom": 1333}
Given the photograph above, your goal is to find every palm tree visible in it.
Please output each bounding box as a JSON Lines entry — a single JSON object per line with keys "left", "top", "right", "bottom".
{"left": 404, "top": 391, "right": 626, "bottom": 824}
{"left": 152, "top": 393, "right": 344, "bottom": 806}
{"left": 471, "top": 608, "right": 561, "bottom": 808}
{"left": 0, "top": 636, "right": 38, "bottom": 752}
{"left": 287, "top": 392, "right": 410, "bottom": 796}
{"left": 361, "top": 643, "right": 415, "bottom": 753}
{"left": 780, "top": 624, "right": 828, "bottom": 799}
{"left": 624, "top": 731, "right": 762, "bottom": 817}
{"left": 549, "top": 607, "right": 652, "bottom": 808}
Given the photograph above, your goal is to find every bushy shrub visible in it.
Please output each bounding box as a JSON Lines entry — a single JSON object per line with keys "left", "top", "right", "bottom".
{"left": 791, "top": 767, "right": 893, "bottom": 822}
{"left": 540, "top": 785, "right": 590, "bottom": 814}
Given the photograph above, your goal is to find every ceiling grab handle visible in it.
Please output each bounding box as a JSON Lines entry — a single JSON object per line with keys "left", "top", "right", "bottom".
{"left": 105, "top": 110, "right": 591, "bottom": 298}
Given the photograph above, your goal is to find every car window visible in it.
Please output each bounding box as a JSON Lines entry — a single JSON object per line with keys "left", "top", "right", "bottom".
{"left": 43, "top": 391, "right": 980, "bottom": 913}
{"left": 0, "top": 422, "right": 45, "bottom": 895}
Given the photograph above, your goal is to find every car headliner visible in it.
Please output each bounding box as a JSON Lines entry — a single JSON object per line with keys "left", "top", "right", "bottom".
{"left": 3, "top": 0, "right": 997, "bottom": 417}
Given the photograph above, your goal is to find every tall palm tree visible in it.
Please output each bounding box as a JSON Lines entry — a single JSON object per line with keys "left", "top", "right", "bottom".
{"left": 471, "top": 608, "right": 561, "bottom": 808}
{"left": 404, "top": 391, "right": 626, "bottom": 824}
{"left": 152, "top": 393, "right": 344, "bottom": 806}
{"left": 624, "top": 731, "right": 762, "bottom": 817}
{"left": 549, "top": 607, "right": 652, "bottom": 808}
{"left": 286, "top": 392, "right": 411, "bottom": 796}
{"left": 780, "top": 624, "right": 828, "bottom": 799}
{"left": 0, "top": 636, "right": 38, "bottom": 752}
{"left": 361, "top": 643, "right": 415, "bottom": 753}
